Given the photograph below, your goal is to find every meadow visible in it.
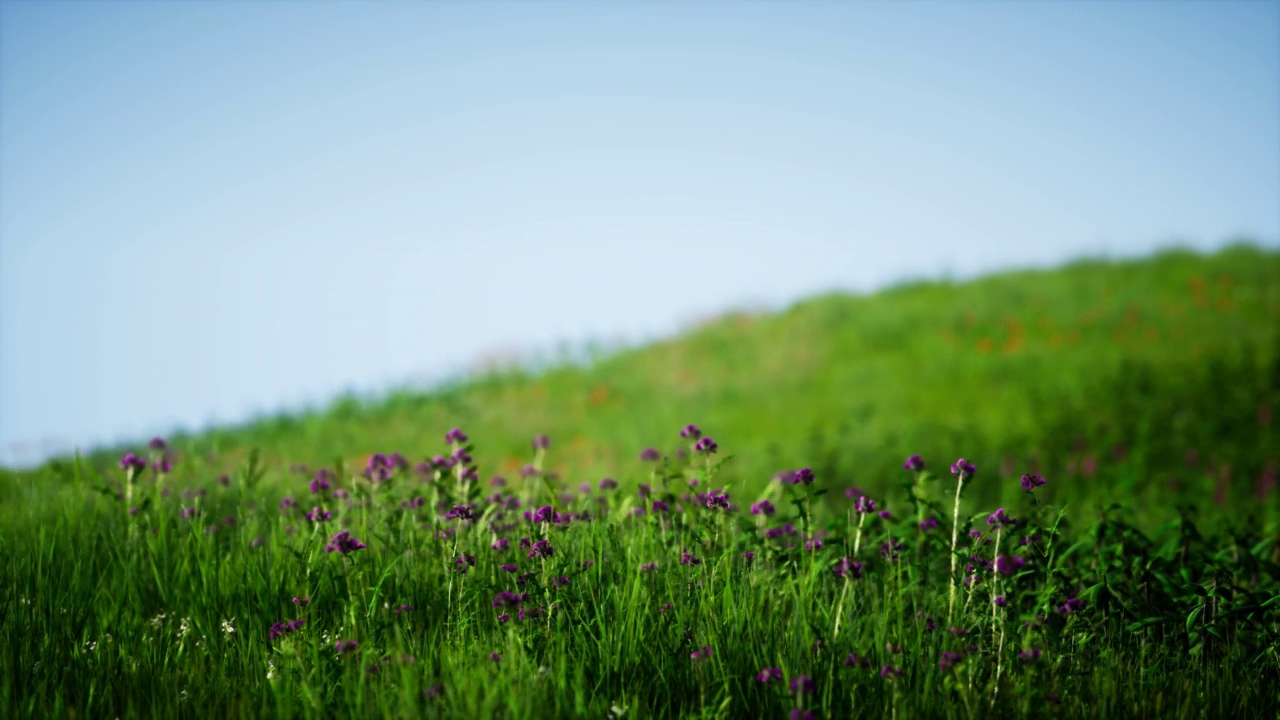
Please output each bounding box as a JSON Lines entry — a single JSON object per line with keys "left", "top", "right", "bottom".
{"left": 2, "top": 243, "right": 1278, "bottom": 718}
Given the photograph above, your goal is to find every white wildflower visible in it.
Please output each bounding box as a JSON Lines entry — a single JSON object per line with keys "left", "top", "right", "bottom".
{"left": 221, "top": 618, "right": 236, "bottom": 635}
{"left": 149, "top": 612, "right": 167, "bottom": 628}
{"left": 610, "top": 704, "right": 628, "bottom": 718}
{"left": 266, "top": 659, "right": 277, "bottom": 682}
{"left": 178, "top": 617, "right": 192, "bottom": 638}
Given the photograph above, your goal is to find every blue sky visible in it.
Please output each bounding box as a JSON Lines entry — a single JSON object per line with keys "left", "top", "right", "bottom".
{"left": 2, "top": 1, "right": 1277, "bottom": 466}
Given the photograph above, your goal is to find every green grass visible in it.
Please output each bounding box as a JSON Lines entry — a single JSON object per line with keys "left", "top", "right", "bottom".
{"left": 2, "top": 241, "right": 1279, "bottom": 718}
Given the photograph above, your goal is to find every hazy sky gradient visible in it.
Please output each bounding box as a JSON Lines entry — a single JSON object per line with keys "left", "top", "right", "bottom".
{"left": 2, "top": 1, "right": 1278, "bottom": 465}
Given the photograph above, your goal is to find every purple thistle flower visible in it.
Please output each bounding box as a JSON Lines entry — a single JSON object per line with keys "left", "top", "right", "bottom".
{"left": 305, "top": 506, "right": 331, "bottom": 523}
{"left": 939, "top": 650, "right": 964, "bottom": 671}
{"left": 292, "top": 597, "right": 310, "bottom": 605}
{"left": 598, "top": 477, "right": 618, "bottom": 491}
{"left": 855, "top": 496, "right": 876, "bottom": 514}
{"left": 531, "top": 505, "right": 554, "bottom": 523}
{"left": 919, "top": 517, "right": 939, "bottom": 531}
{"left": 1057, "top": 597, "right": 1085, "bottom": 614}
{"left": 804, "top": 536, "right": 823, "bottom": 552}
{"left": 446, "top": 504, "right": 475, "bottom": 521}
{"left": 690, "top": 646, "right": 713, "bottom": 661}
{"left": 496, "top": 613, "right": 510, "bottom": 623}
{"left": 877, "top": 510, "right": 891, "bottom": 519}
{"left": 949, "top": 626, "right": 969, "bottom": 637}
{"left": 792, "top": 467, "right": 815, "bottom": 485}
{"left": 489, "top": 475, "right": 507, "bottom": 488}
{"left": 493, "top": 539, "right": 511, "bottom": 553}
{"left": 325, "top": 530, "right": 366, "bottom": 555}
{"left": 451, "top": 447, "right": 472, "bottom": 465}
{"left": 532, "top": 434, "right": 551, "bottom": 450}
{"left": 951, "top": 458, "right": 977, "bottom": 477}
{"left": 987, "top": 508, "right": 1017, "bottom": 528}
{"left": 155, "top": 457, "right": 173, "bottom": 474}
{"left": 679, "top": 424, "right": 702, "bottom": 440}
{"left": 639, "top": 448, "right": 661, "bottom": 462}
{"left": 903, "top": 454, "right": 926, "bottom": 472}
{"left": 119, "top": 453, "right": 146, "bottom": 473}
{"left": 335, "top": 639, "right": 359, "bottom": 655}
{"left": 706, "top": 488, "right": 731, "bottom": 510}
{"left": 395, "top": 604, "right": 414, "bottom": 615}
{"left": 844, "top": 653, "right": 870, "bottom": 668}
{"left": 179, "top": 507, "right": 197, "bottom": 520}
{"left": 500, "top": 563, "right": 518, "bottom": 573}
{"left": 455, "top": 553, "right": 476, "bottom": 572}
{"left": 148, "top": 437, "right": 167, "bottom": 450}
{"left": 694, "top": 437, "right": 718, "bottom": 454}
{"left": 880, "top": 665, "right": 904, "bottom": 679}
{"left": 309, "top": 474, "right": 331, "bottom": 494}
{"left": 994, "top": 595, "right": 1008, "bottom": 607}
{"left": 1019, "top": 648, "right": 1042, "bottom": 664}
{"left": 680, "top": 550, "right": 702, "bottom": 566}
{"left": 444, "top": 427, "right": 468, "bottom": 445}
{"left": 834, "top": 557, "right": 864, "bottom": 579}
{"left": 492, "top": 591, "right": 525, "bottom": 608}
{"left": 651, "top": 499, "right": 670, "bottom": 513}
{"left": 519, "top": 464, "right": 539, "bottom": 478}
{"left": 789, "top": 675, "right": 815, "bottom": 694}
{"left": 527, "top": 539, "right": 554, "bottom": 559}
{"left": 741, "top": 551, "right": 756, "bottom": 561}
{"left": 1020, "top": 473, "right": 1048, "bottom": 492}
{"left": 750, "top": 499, "right": 776, "bottom": 516}
{"left": 640, "top": 561, "right": 659, "bottom": 573}
{"left": 489, "top": 652, "right": 502, "bottom": 662}
{"left": 756, "top": 667, "right": 783, "bottom": 683}
{"left": 996, "top": 554, "right": 1026, "bottom": 576}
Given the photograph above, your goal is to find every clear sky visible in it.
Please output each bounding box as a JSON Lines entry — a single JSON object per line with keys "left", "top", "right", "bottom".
{"left": 2, "top": 1, "right": 1277, "bottom": 466}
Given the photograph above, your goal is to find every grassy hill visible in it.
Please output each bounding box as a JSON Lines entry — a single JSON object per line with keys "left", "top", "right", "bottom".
{"left": 15, "top": 241, "right": 1278, "bottom": 527}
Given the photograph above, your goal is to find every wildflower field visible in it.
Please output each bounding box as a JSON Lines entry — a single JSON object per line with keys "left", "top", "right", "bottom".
{"left": 2, "top": 244, "right": 1279, "bottom": 719}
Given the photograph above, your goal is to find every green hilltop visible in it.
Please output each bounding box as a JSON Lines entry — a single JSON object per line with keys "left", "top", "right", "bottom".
{"left": 14, "top": 242, "right": 1280, "bottom": 523}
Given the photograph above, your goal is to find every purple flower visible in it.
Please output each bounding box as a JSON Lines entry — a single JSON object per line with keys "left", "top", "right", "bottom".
{"left": 994, "top": 595, "right": 1008, "bottom": 607}
{"left": 489, "top": 475, "right": 507, "bottom": 488}
{"left": 335, "top": 639, "right": 359, "bottom": 655}
{"left": 119, "top": 453, "right": 146, "bottom": 473}
{"left": 996, "top": 554, "right": 1026, "bottom": 576}
{"left": 679, "top": 424, "right": 702, "bottom": 440}
{"left": 877, "top": 510, "right": 891, "bottom": 520}
{"left": 951, "top": 458, "right": 977, "bottom": 477}
{"left": 750, "top": 500, "right": 776, "bottom": 516}
{"left": 364, "top": 454, "right": 393, "bottom": 482}
{"left": 680, "top": 550, "right": 702, "bottom": 566}
{"left": 1019, "top": 648, "right": 1042, "bottom": 664}
{"left": 903, "top": 454, "right": 926, "bottom": 472}
{"left": 844, "top": 653, "right": 870, "bottom": 668}
{"left": 756, "top": 667, "right": 782, "bottom": 683}
{"left": 155, "top": 457, "right": 173, "bottom": 474}
{"left": 919, "top": 517, "right": 939, "bottom": 531}
{"left": 305, "top": 506, "right": 331, "bottom": 523}
{"left": 179, "top": 507, "right": 197, "bottom": 520}
{"left": 987, "top": 508, "right": 1017, "bottom": 528}
{"left": 492, "top": 591, "right": 525, "bottom": 608}
{"left": 599, "top": 477, "right": 618, "bottom": 491}
{"left": 706, "top": 488, "right": 731, "bottom": 510}
{"left": 527, "top": 539, "right": 554, "bottom": 559}
{"left": 694, "top": 437, "right": 718, "bottom": 454}
{"left": 444, "top": 427, "right": 468, "bottom": 445}
{"left": 939, "top": 650, "right": 964, "bottom": 671}
{"left": 531, "top": 505, "right": 554, "bottom": 523}
{"left": 395, "top": 604, "right": 414, "bottom": 615}
{"left": 532, "top": 434, "right": 551, "bottom": 450}
{"left": 804, "top": 536, "right": 823, "bottom": 552}
{"left": 640, "top": 561, "right": 659, "bottom": 573}
{"left": 880, "top": 665, "right": 904, "bottom": 679}
{"left": 855, "top": 496, "right": 876, "bottom": 514}
{"left": 1057, "top": 597, "right": 1085, "bottom": 615}
{"left": 500, "top": 563, "right": 518, "bottom": 573}
{"left": 639, "top": 448, "right": 661, "bottom": 462}
{"left": 455, "top": 553, "right": 476, "bottom": 571}
{"left": 789, "top": 675, "right": 815, "bottom": 694}
{"left": 834, "top": 557, "right": 863, "bottom": 579}
{"left": 493, "top": 539, "right": 511, "bottom": 553}
{"left": 269, "top": 618, "right": 307, "bottom": 640}
{"left": 489, "top": 652, "right": 502, "bottom": 662}
{"left": 690, "top": 646, "right": 713, "bottom": 661}
{"left": 792, "top": 467, "right": 815, "bottom": 485}
{"left": 446, "top": 505, "right": 475, "bottom": 521}
{"left": 651, "top": 499, "right": 670, "bottom": 513}
{"left": 148, "top": 437, "right": 167, "bottom": 450}
{"left": 309, "top": 471, "right": 332, "bottom": 494}
{"left": 1020, "top": 473, "right": 1048, "bottom": 492}
{"left": 325, "top": 530, "right": 366, "bottom": 555}
{"left": 292, "top": 597, "right": 310, "bottom": 605}
{"left": 790, "top": 711, "right": 816, "bottom": 720}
